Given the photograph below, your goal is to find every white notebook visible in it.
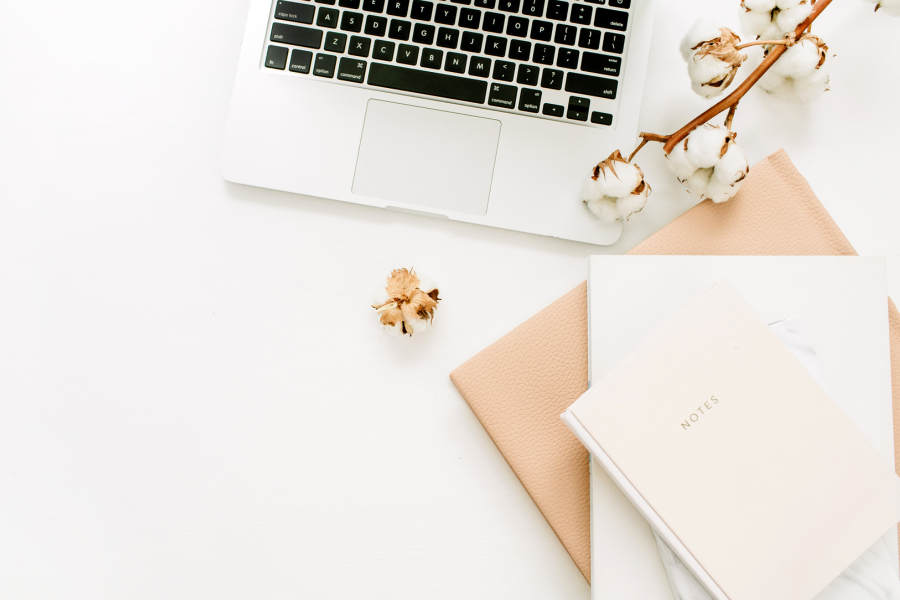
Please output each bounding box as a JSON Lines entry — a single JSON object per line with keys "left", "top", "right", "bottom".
{"left": 572, "top": 256, "right": 900, "bottom": 600}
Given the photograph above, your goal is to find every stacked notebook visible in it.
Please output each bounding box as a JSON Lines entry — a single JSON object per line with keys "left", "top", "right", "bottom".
{"left": 449, "top": 150, "right": 900, "bottom": 594}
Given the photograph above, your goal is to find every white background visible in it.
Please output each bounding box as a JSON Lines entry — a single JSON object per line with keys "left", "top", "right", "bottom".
{"left": 1, "top": 0, "right": 898, "bottom": 598}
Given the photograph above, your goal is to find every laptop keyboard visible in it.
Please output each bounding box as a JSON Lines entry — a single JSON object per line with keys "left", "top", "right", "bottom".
{"left": 262, "top": 0, "right": 633, "bottom": 127}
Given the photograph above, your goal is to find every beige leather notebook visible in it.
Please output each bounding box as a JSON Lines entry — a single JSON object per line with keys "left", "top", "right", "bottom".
{"left": 449, "top": 149, "right": 900, "bottom": 583}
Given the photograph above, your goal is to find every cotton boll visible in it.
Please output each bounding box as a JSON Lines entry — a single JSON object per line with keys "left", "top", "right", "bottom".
{"left": 793, "top": 64, "right": 830, "bottom": 102}
{"left": 870, "top": 0, "right": 900, "bottom": 16}
{"left": 685, "top": 125, "right": 729, "bottom": 169}
{"left": 759, "top": 69, "right": 796, "bottom": 99}
{"left": 598, "top": 161, "right": 641, "bottom": 198}
{"left": 665, "top": 142, "right": 697, "bottom": 181}
{"left": 616, "top": 186, "right": 650, "bottom": 221}
{"left": 775, "top": 0, "right": 802, "bottom": 9}
{"left": 739, "top": 8, "right": 774, "bottom": 37}
{"left": 580, "top": 173, "right": 608, "bottom": 202}
{"left": 758, "top": 22, "right": 785, "bottom": 41}
{"left": 775, "top": 1, "right": 812, "bottom": 32}
{"left": 771, "top": 37, "right": 822, "bottom": 78}
{"left": 383, "top": 321, "right": 405, "bottom": 336}
{"left": 688, "top": 56, "right": 732, "bottom": 88}
{"left": 684, "top": 168, "right": 714, "bottom": 200}
{"left": 706, "top": 176, "right": 744, "bottom": 203}
{"left": 680, "top": 19, "right": 725, "bottom": 61}
{"left": 743, "top": 0, "right": 777, "bottom": 11}
{"left": 585, "top": 197, "right": 620, "bottom": 223}
{"left": 713, "top": 143, "right": 749, "bottom": 185}
{"left": 406, "top": 318, "right": 429, "bottom": 334}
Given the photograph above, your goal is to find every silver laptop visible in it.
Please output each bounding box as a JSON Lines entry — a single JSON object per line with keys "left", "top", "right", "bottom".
{"left": 221, "top": 0, "right": 657, "bottom": 245}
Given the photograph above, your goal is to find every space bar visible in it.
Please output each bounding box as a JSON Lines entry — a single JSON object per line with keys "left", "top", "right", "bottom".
{"left": 367, "top": 63, "right": 487, "bottom": 104}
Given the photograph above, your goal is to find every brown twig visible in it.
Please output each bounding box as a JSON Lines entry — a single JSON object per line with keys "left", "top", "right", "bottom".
{"left": 628, "top": 133, "right": 670, "bottom": 163}
{"left": 724, "top": 102, "right": 739, "bottom": 130}
{"left": 734, "top": 39, "right": 792, "bottom": 50}
{"left": 659, "top": 0, "right": 833, "bottom": 154}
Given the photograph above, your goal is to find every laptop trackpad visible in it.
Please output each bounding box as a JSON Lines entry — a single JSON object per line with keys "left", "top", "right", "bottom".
{"left": 352, "top": 100, "right": 500, "bottom": 216}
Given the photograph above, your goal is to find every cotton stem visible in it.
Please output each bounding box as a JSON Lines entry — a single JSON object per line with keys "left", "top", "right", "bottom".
{"left": 627, "top": 133, "right": 670, "bottom": 163}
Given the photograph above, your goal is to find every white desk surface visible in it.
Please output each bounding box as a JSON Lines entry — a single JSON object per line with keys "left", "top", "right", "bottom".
{"left": 1, "top": 1, "right": 898, "bottom": 598}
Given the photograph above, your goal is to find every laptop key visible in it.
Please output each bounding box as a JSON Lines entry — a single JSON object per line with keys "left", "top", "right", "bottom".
{"left": 365, "top": 15, "right": 388, "bottom": 35}
{"left": 339, "top": 0, "right": 361, "bottom": 7}
{"left": 338, "top": 57, "right": 368, "bottom": 81}
{"left": 413, "top": 23, "right": 436, "bottom": 44}
{"left": 461, "top": 31, "right": 484, "bottom": 52}
{"left": 265, "top": 45, "right": 289, "bottom": 69}
{"left": 594, "top": 8, "right": 627, "bottom": 31}
{"left": 271, "top": 23, "right": 324, "bottom": 48}
{"left": 498, "top": 0, "right": 520, "bottom": 12}
{"left": 492, "top": 60, "right": 515, "bottom": 81}
{"left": 411, "top": 0, "right": 434, "bottom": 20}
{"left": 468, "top": 56, "right": 491, "bottom": 77}
{"left": 602, "top": 32, "right": 625, "bottom": 54}
{"left": 578, "top": 28, "right": 601, "bottom": 49}
{"left": 317, "top": 7, "right": 340, "bottom": 27}
{"left": 314, "top": 53, "right": 337, "bottom": 77}
{"left": 445, "top": 52, "right": 467, "bottom": 72}
{"left": 542, "top": 102, "right": 564, "bottom": 116}
{"left": 386, "top": 0, "right": 410, "bottom": 16}
{"left": 420, "top": 48, "right": 444, "bottom": 68}
{"left": 609, "top": 0, "right": 630, "bottom": 7}
{"left": 557, "top": 47, "right": 578, "bottom": 69}
{"left": 565, "top": 71, "right": 618, "bottom": 98}
{"left": 275, "top": 1, "right": 316, "bottom": 24}
{"left": 518, "top": 88, "right": 541, "bottom": 112}
{"left": 325, "top": 32, "right": 348, "bottom": 52}
{"left": 451, "top": 0, "right": 472, "bottom": 4}
{"left": 507, "top": 16, "right": 529, "bottom": 37}
{"left": 546, "top": 0, "right": 568, "bottom": 20}
{"left": 475, "top": 0, "right": 496, "bottom": 7}
{"left": 532, "top": 43, "right": 554, "bottom": 64}
{"left": 516, "top": 63, "right": 539, "bottom": 85}
{"left": 389, "top": 19, "right": 411, "bottom": 40}
{"left": 554, "top": 24, "right": 576, "bottom": 45}
{"left": 581, "top": 52, "right": 620, "bottom": 76}
{"left": 363, "top": 0, "right": 386, "bottom": 11}
{"left": 367, "top": 62, "right": 488, "bottom": 103}
{"left": 459, "top": 8, "right": 481, "bottom": 28}
{"left": 289, "top": 48, "right": 313, "bottom": 72}
{"left": 396, "top": 43, "right": 419, "bottom": 63}
{"left": 530, "top": 20, "right": 552, "bottom": 41}
{"left": 437, "top": 27, "right": 460, "bottom": 48}
{"left": 488, "top": 82, "right": 517, "bottom": 108}
{"left": 435, "top": 4, "right": 458, "bottom": 24}
{"left": 316, "top": 0, "right": 336, "bottom": 4}
{"left": 522, "top": 0, "right": 545, "bottom": 17}
{"left": 567, "top": 95, "right": 589, "bottom": 121}
{"left": 570, "top": 3, "right": 591, "bottom": 24}
{"left": 373, "top": 39, "right": 396, "bottom": 59}
{"left": 483, "top": 12, "right": 505, "bottom": 32}
{"left": 591, "top": 111, "right": 613, "bottom": 125}
{"left": 349, "top": 35, "right": 372, "bottom": 56}
{"left": 340, "top": 12, "right": 364, "bottom": 31}
{"left": 485, "top": 35, "right": 507, "bottom": 56}
{"left": 540, "top": 67, "right": 563, "bottom": 89}
{"left": 509, "top": 39, "right": 531, "bottom": 61}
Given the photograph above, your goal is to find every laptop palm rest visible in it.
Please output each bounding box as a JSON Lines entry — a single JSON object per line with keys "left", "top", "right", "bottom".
{"left": 352, "top": 100, "right": 500, "bottom": 216}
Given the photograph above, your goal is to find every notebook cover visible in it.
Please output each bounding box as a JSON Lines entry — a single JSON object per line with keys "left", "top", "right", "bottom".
{"left": 448, "top": 149, "right": 900, "bottom": 582}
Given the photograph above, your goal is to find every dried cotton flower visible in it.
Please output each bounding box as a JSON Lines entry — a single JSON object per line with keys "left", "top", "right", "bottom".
{"left": 740, "top": 0, "right": 812, "bottom": 39}
{"left": 680, "top": 20, "right": 747, "bottom": 98}
{"left": 759, "top": 34, "right": 830, "bottom": 102}
{"left": 372, "top": 268, "right": 440, "bottom": 336}
{"left": 582, "top": 150, "right": 651, "bottom": 223}
{"left": 866, "top": 0, "right": 900, "bottom": 15}
{"left": 665, "top": 124, "right": 749, "bottom": 204}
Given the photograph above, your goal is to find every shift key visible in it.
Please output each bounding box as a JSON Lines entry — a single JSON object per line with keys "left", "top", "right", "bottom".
{"left": 270, "top": 22, "right": 324, "bottom": 49}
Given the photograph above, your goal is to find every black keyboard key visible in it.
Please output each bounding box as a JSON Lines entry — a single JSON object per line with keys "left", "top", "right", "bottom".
{"left": 363, "top": 0, "right": 385, "bottom": 10}
{"left": 602, "top": 32, "right": 625, "bottom": 54}
{"left": 581, "top": 52, "right": 620, "bottom": 76}
{"left": 492, "top": 60, "right": 515, "bottom": 81}
{"left": 316, "top": 0, "right": 336, "bottom": 5}
{"left": 389, "top": 19, "right": 411, "bottom": 39}
{"left": 373, "top": 39, "right": 396, "bottom": 59}
{"left": 542, "top": 102, "right": 563, "bottom": 116}
{"left": 565, "top": 72, "right": 618, "bottom": 98}
{"left": 445, "top": 51, "right": 467, "bottom": 72}
{"left": 317, "top": 7, "right": 340, "bottom": 27}
{"left": 522, "top": 0, "right": 544, "bottom": 16}
{"left": 338, "top": 57, "right": 367, "bottom": 81}
{"left": 413, "top": 23, "right": 436, "bottom": 44}
{"left": 474, "top": 0, "right": 496, "bottom": 7}
{"left": 485, "top": 36, "right": 507, "bottom": 56}
{"left": 469, "top": 55, "right": 491, "bottom": 76}
{"left": 339, "top": 0, "right": 360, "bottom": 7}
{"left": 420, "top": 47, "right": 444, "bottom": 68}
{"left": 497, "top": 0, "right": 520, "bottom": 12}
{"left": 483, "top": 12, "right": 505, "bottom": 32}
{"left": 325, "top": 31, "right": 348, "bottom": 52}
{"left": 608, "top": 0, "right": 630, "bottom": 8}
{"left": 411, "top": 0, "right": 434, "bottom": 20}
{"left": 591, "top": 111, "right": 613, "bottom": 125}
{"left": 518, "top": 88, "right": 541, "bottom": 112}
{"left": 509, "top": 39, "right": 531, "bottom": 60}
{"left": 314, "top": 53, "right": 337, "bottom": 76}
{"left": 367, "top": 62, "right": 488, "bottom": 102}
{"left": 530, "top": 20, "right": 552, "bottom": 41}
{"left": 271, "top": 23, "right": 324, "bottom": 48}
{"left": 275, "top": 1, "right": 316, "bottom": 24}
{"left": 507, "top": 16, "right": 529, "bottom": 36}
{"left": 489, "top": 82, "right": 517, "bottom": 108}
{"left": 557, "top": 47, "right": 578, "bottom": 68}
{"left": 578, "top": 28, "right": 601, "bottom": 49}
{"left": 387, "top": 0, "right": 410, "bottom": 16}
{"left": 289, "top": 48, "right": 313, "bottom": 72}
{"left": 554, "top": 24, "right": 576, "bottom": 45}
{"left": 349, "top": 35, "right": 372, "bottom": 56}
{"left": 459, "top": 8, "right": 481, "bottom": 28}
{"left": 532, "top": 43, "right": 554, "bottom": 64}
{"left": 546, "top": 0, "right": 567, "bottom": 20}
{"left": 516, "top": 63, "right": 539, "bottom": 85}
{"left": 451, "top": 0, "right": 472, "bottom": 4}
{"left": 570, "top": 3, "right": 591, "bottom": 24}
{"left": 567, "top": 95, "right": 589, "bottom": 120}
{"left": 540, "top": 67, "right": 563, "bottom": 89}
{"left": 397, "top": 43, "right": 419, "bottom": 63}
{"left": 435, "top": 4, "right": 458, "bottom": 23}
{"left": 436, "top": 27, "right": 459, "bottom": 48}
{"left": 340, "top": 12, "right": 364, "bottom": 31}
{"left": 461, "top": 31, "right": 483, "bottom": 52}
{"left": 265, "top": 45, "right": 289, "bottom": 69}
{"left": 594, "top": 8, "right": 627, "bottom": 31}
{"left": 365, "top": 15, "right": 388, "bottom": 35}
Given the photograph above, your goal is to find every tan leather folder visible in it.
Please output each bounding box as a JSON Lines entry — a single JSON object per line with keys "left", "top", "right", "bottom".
{"left": 449, "top": 149, "right": 900, "bottom": 583}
